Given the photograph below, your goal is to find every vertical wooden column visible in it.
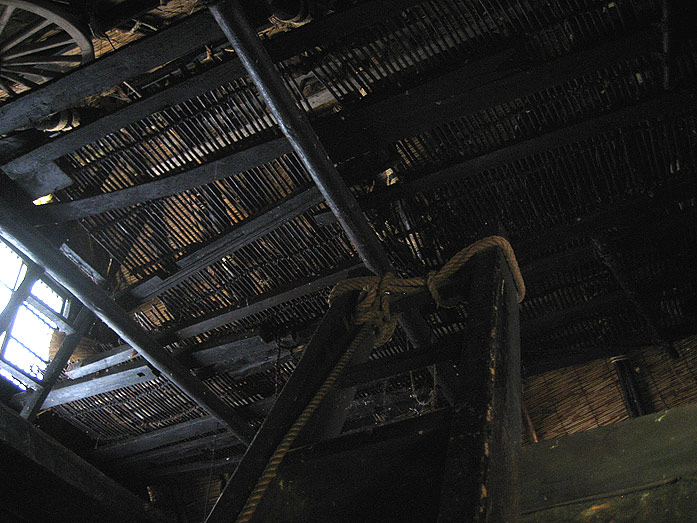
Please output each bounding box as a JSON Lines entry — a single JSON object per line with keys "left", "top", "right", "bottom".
{"left": 611, "top": 355, "right": 652, "bottom": 418}
{"left": 206, "top": 289, "right": 366, "bottom": 522}
{"left": 437, "top": 248, "right": 522, "bottom": 522}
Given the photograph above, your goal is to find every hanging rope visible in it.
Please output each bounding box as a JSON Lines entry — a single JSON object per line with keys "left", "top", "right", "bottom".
{"left": 234, "top": 235, "right": 525, "bottom": 522}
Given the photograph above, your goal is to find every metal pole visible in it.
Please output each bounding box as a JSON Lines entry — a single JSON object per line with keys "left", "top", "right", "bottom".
{"left": 0, "top": 195, "right": 254, "bottom": 444}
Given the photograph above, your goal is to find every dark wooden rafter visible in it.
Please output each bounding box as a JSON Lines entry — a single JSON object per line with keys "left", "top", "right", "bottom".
{"left": 0, "top": 400, "right": 167, "bottom": 522}
{"left": 377, "top": 86, "right": 697, "bottom": 203}
{"left": 592, "top": 234, "right": 678, "bottom": 358}
{"left": 0, "top": 12, "right": 223, "bottom": 138}
{"left": 1, "top": 0, "right": 427, "bottom": 198}
{"left": 320, "top": 28, "right": 658, "bottom": 162}
{"left": 15, "top": 330, "right": 278, "bottom": 409}
{"left": 165, "top": 258, "right": 362, "bottom": 341}
{"left": 120, "top": 184, "right": 324, "bottom": 307}
{"left": 34, "top": 138, "right": 295, "bottom": 225}
{"left": 13, "top": 26, "right": 662, "bottom": 205}
{"left": 0, "top": 195, "right": 254, "bottom": 444}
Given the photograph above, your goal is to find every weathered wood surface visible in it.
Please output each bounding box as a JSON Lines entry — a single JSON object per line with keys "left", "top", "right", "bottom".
{"left": 521, "top": 403, "right": 697, "bottom": 515}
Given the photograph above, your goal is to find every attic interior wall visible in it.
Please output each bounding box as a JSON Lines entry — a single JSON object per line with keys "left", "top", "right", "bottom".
{"left": 1, "top": 0, "right": 697, "bottom": 519}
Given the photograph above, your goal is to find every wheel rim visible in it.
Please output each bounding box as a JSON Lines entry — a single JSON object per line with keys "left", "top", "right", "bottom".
{"left": 0, "top": 0, "right": 93, "bottom": 99}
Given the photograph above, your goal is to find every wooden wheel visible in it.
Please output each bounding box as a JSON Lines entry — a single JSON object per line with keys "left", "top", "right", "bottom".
{"left": 0, "top": 0, "right": 93, "bottom": 99}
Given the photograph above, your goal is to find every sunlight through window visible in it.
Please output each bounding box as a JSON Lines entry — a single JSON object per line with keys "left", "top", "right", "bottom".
{"left": 0, "top": 241, "right": 68, "bottom": 390}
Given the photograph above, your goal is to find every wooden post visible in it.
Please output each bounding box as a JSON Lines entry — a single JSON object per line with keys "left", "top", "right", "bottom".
{"left": 437, "top": 248, "right": 522, "bottom": 522}
{"left": 205, "top": 288, "right": 366, "bottom": 522}
{"left": 611, "top": 355, "right": 651, "bottom": 418}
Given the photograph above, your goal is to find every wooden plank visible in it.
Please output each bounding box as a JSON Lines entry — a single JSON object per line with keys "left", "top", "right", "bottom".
{"left": 379, "top": 86, "right": 697, "bottom": 202}
{"left": 122, "top": 185, "right": 323, "bottom": 306}
{"left": 205, "top": 286, "right": 361, "bottom": 522}
{"left": 170, "top": 259, "right": 362, "bottom": 341}
{"left": 34, "top": 137, "right": 294, "bottom": 224}
{"left": 147, "top": 455, "right": 242, "bottom": 478}
{"left": 337, "top": 338, "right": 460, "bottom": 389}
{"left": 593, "top": 234, "right": 676, "bottom": 357}
{"left": 19, "top": 332, "right": 277, "bottom": 409}
{"left": 41, "top": 360, "right": 157, "bottom": 408}
{"left": 95, "top": 416, "right": 223, "bottom": 460}
{"left": 2, "top": 0, "right": 424, "bottom": 198}
{"left": 0, "top": 400, "right": 167, "bottom": 522}
{"left": 437, "top": 248, "right": 521, "bottom": 522}
{"left": 321, "top": 29, "right": 656, "bottom": 163}
{"left": 8, "top": 0, "right": 423, "bottom": 173}
{"left": 0, "top": 12, "right": 221, "bottom": 137}
{"left": 521, "top": 403, "right": 697, "bottom": 513}
{"left": 66, "top": 344, "right": 135, "bottom": 379}
{"left": 3, "top": 58, "right": 249, "bottom": 186}
{"left": 250, "top": 410, "right": 452, "bottom": 523}
{"left": 522, "top": 290, "right": 626, "bottom": 339}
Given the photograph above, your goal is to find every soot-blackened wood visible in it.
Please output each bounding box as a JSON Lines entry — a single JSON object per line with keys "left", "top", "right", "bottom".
{"left": 7, "top": 0, "right": 422, "bottom": 180}
{"left": 438, "top": 248, "right": 521, "bottom": 523}
{"left": 66, "top": 344, "right": 135, "bottom": 379}
{"left": 34, "top": 138, "right": 294, "bottom": 225}
{"left": 95, "top": 416, "right": 224, "bottom": 460}
{"left": 120, "top": 185, "right": 323, "bottom": 307}
{"left": 0, "top": 12, "right": 221, "bottom": 138}
{"left": 38, "top": 360, "right": 157, "bottom": 408}
{"left": 17, "top": 332, "right": 278, "bottom": 408}
{"left": 147, "top": 456, "right": 242, "bottom": 478}
{"left": 20, "top": 307, "right": 94, "bottom": 421}
{"left": 323, "top": 29, "right": 655, "bottom": 166}
{"left": 592, "top": 235, "right": 678, "bottom": 358}
{"left": 251, "top": 410, "right": 452, "bottom": 523}
{"left": 337, "top": 338, "right": 461, "bottom": 389}
{"left": 377, "top": 86, "right": 697, "bottom": 204}
{"left": 522, "top": 290, "right": 625, "bottom": 340}
{"left": 205, "top": 289, "right": 360, "bottom": 523}
{"left": 611, "top": 355, "right": 652, "bottom": 418}
{"left": 169, "top": 259, "right": 361, "bottom": 341}
{"left": 6, "top": 58, "right": 251, "bottom": 189}
{"left": 0, "top": 195, "right": 254, "bottom": 444}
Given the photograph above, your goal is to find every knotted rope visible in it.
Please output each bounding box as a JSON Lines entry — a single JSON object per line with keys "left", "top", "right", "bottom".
{"left": 235, "top": 236, "right": 525, "bottom": 522}
{"left": 328, "top": 235, "right": 525, "bottom": 347}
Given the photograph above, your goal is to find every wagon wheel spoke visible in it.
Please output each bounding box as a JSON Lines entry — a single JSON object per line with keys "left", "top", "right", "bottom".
{"left": 3, "top": 34, "right": 75, "bottom": 60}
{"left": 1, "top": 18, "right": 52, "bottom": 53}
{"left": 0, "top": 5, "right": 15, "bottom": 37}
{"left": 0, "top": 0, "right": 93, "bottom": 99}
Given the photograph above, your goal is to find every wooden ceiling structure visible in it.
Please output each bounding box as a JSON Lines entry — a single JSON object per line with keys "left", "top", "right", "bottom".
{"left": 0, "top": 0, "right": 696, "bottom": 520}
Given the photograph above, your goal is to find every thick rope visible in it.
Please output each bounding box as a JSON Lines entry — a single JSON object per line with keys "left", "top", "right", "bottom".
{"left": 234, "top": 236, "right": 524, "bottom": 522}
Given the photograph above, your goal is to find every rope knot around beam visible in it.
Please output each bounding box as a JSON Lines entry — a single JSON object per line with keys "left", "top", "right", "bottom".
{"left": 328, "top": 235, "right": 527, "bottom": 347}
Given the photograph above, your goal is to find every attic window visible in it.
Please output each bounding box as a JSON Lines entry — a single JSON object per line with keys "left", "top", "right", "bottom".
{"left": 0, "top": 241, "right": 68, "bottom": 391}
